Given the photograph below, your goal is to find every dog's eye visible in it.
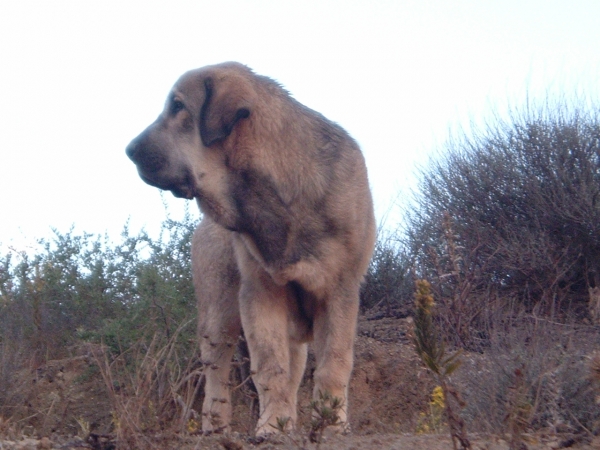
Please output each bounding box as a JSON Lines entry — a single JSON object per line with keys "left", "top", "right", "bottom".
{"left": 171, "top": 100, "right": 184, "bottom": 115}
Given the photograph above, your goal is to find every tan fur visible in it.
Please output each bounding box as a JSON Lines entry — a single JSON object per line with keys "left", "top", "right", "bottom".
{"left": 126, "top": 62, "right": 376, "bottom": 436}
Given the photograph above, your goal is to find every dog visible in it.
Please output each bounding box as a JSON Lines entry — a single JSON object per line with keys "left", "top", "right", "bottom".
{"left": 126, "top": 62, "right": 376, "bottom": 436}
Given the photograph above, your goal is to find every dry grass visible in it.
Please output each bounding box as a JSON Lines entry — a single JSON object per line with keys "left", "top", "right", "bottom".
{"left": 455, "top": 312, "right": 600, "bottom": 444}
{"left": 93, "top": 321, "right": 203, "bottom": 449}
{"left": 0, "top": 337, "right": 53, "bottom": 439}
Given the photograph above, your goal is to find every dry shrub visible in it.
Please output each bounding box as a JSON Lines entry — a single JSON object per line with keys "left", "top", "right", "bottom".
{"left": 417, "top": 213, "right": 494, "bottom": 350}
{"left": 94, "top": 322, "right": 203, "bottom": 449}
{"left": 0, "top": 339, "right": 30, "bottom": 439}
{"left": 455, "top": 310, "right": 600, "bottom": 438}
{"left": 361, "top": 230, "right": 414, "bottom": 317}
{"left": 408, "top": 100, "right": 600, "bottom": 333}
{"left": 0, "top": 341, "right": 111, "bottom": 439}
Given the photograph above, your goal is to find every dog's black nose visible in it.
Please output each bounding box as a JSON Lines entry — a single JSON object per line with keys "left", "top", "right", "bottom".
{"left": 126, "top": 139, "right": 167, "bottom": 173}
{"left": 126, "top": 141, "right": 139, "bottom": 161}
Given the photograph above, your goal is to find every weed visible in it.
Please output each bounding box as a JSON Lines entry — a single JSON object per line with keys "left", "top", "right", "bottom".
{"left": 186, "top": 417, "right": 200, "bottom": 434}
{"left": 505, "top": 367, "right": 531, "bottom": 450}
{"left": 416, "top": 385, "right": 446, "bottom": 434}
{"left": 309, "top": 390, "right": 344, "bottom": 447}
{"left": 76, "top": 416, "right": 91, "bottom": 438}
{"left": 269, "top": 416, "right": 305, "bottom": 448}
{"left": 272, "top": 415, "right": 291, "bottom": 432}
{"left": 413, "top": 279, "right": 471, "bottom": 450}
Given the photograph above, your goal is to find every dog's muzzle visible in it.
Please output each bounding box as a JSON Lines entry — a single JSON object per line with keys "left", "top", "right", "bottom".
{"left": 126, "top": 139, "right": 196, "bottom": 200}
{"left": 126, "top": 139, "right": 168, "bottom": 173}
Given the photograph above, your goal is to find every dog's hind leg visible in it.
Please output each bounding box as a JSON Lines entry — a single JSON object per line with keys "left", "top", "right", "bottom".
{"left": 288, "top": 340, "right": 308, "bottom": 425}
{"left": 311, "top": 283, "right": 360, "bottom": 432}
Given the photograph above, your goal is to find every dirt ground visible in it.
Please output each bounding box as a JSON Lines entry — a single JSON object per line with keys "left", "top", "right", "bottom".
{"left": 1, "top": 316, "right": 598, "bottom": 449}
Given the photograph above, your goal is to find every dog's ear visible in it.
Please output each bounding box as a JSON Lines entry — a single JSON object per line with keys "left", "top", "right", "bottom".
{"left": 200, "top": 77, "right": 251, "bottom": 147}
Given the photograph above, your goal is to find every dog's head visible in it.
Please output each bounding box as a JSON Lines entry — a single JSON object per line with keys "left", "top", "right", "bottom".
{"left": 126, "top": 62, "right": 255, "bottom": 200}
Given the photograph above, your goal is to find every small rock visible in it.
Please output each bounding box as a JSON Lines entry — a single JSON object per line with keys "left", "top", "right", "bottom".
{"left": 16, "top": 438, "right": 39, "bottom": 450}
{"left": 37, "top": 437, "right": 52, "bottom": 449}
{"left": 0, "top": 441, "right": 18, "bottom": 450}
{"left": 219, "top": 436, "right": 244, "bottom": 450}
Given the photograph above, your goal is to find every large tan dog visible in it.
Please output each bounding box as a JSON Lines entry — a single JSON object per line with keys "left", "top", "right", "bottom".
{"left": 126, "top": 62, "right": 375, "bottom": 436}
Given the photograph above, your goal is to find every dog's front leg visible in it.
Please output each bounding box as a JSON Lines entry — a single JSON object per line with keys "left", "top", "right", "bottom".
{"left": 235, "top": 258, "right": 302, "bottom": 436}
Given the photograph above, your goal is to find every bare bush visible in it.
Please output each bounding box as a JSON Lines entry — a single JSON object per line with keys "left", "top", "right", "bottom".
{"left": 361, "top": 230, "right": 414, "bottom": 317}
{"left": 456, "top": 313, "right": 600, "bottom": 438}
{"left": 407, "top": 100, "right": 600, "bottom": 341}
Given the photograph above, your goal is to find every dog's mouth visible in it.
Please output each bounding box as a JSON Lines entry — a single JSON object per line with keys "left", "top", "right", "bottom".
{"left": 139, "top": 171, "right": 196, "bottom": 200}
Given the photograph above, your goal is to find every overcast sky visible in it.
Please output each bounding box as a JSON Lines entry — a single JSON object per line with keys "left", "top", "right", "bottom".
{"left": 1, "top": 1, "right": 599, "bottom": 251}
